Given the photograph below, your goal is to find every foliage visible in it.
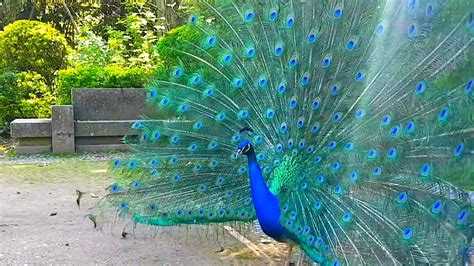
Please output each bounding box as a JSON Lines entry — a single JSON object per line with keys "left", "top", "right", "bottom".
{"left": 1, "top": 1, "right": 112, "bottom": 42}
{"left": 69, "top": 24, "right": 161, "bottom": 70}
{"left": 0, "top": 20, "right": 71, "bottom": 83}
{"left": 16, "top": 72, "right": 56, "bottom": 118}
{"left": 105, "top": 7, "right": 162, "bottom": 68}
{"left": 0, "top": 1, "right": 195, "bottom": 128}
{"left": 154, "top": 24, "right": 203, "bottom": 79}
{"left": 155, "top": 24, "right": 201, "bottom": 65}
{"left": 0, "top": 71, "right": 17, "bottom": 126}
{"left": 1, "top": 1, "right": 187, "bottom": 43}
{"left": 83, "top": 0, "right": 185, "bottom": 35}
{"left": 0, "top": 70, "right": 56, "bottom": 127}
{"left": 68, "top": 32, "right": 112, "bottom": 68}
{"left": 67, "top": 1, "right": 176, "bottom": 70}
{"left": 0, "top": 0, "right": 29, "bottom": 28}
{"left": 56, "top": 17, "right": 204, "bottom": 106}
{"left": 57, "top": 66, "right": 154, "bottom": 104}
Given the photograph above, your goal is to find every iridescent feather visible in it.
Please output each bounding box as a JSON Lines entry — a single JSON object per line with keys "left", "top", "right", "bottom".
{"left": 97, "top": 0, "right": 473, "bottom": 264}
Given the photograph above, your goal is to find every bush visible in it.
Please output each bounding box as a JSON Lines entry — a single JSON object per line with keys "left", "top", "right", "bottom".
{"left": 156, "top": 25, "right": 202, "bottom": 65}
{"left": 68, "top": 32, "right": 112, "bottom": 68}
{"left": 0, "top": 71, "right": 19, "bottom": 126}
{"left": 154, "top": 24, "right": 203, "bottom": 79}
{"left": 16, "top": 72, "right": 56, "bottom": 119}
{"left": 57, "top": 66, "right": 154, "bottom": 104}
{"left": 0, "top": 20, "right": 71, "bottom": 84}
{"left": 0, "top": 71, "right": 56, "bottom": 127}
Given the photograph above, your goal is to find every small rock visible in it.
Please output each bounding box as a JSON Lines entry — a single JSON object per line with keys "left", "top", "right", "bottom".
{"left": 49, "top": 212, "right": 57, "bottom": 216}
{"left": 16, "top": 191, "right": 20, "bottom": 194}
{"left": 65, "top": 243, "right": 69, "bottom": 246}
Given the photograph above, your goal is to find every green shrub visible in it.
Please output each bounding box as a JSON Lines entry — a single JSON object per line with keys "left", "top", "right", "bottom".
{"left": 0, "top": 71, "right": 19, "bottom": 126}
{"left": 0, "top": 20, "right": 71, "bottom": 83}
{"left": 154, "top": 24, "right": 203, "bottom": 79}
{"left": 16, "top": 72, "right": 56, "bottom": 119}
{"left": 0, "top": 71, "right": 56, "bottom": 127}
{"left": 68, "top": 32, "right": 112, "bottom": 68}
{"left": 57, "top": 66, "right": 154, "bottom": 104}
{"left": 155, "top": 25, "right": 202, "bottom": 66}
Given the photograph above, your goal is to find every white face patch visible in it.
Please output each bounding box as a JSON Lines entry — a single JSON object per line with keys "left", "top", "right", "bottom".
{"left": 242, "top": 143, "right": 251, "bottom": 153}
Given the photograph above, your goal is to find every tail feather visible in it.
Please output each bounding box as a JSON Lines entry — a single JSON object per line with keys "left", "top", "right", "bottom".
{"left": 95, "top": 0, "right": 473, "bottom": 264}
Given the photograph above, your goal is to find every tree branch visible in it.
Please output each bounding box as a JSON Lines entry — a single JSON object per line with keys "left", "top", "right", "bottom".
{"left": 61, "top": 0, "right": 80, "bottom": 35}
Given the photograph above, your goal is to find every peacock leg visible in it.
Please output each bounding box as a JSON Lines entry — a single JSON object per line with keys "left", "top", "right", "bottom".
{"left": 286, "top": 243, "right": 294, "bottom": 266}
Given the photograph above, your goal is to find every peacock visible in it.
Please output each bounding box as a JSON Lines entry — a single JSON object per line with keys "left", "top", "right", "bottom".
{"left": 96, "top": 0, "right": 474, "bottom": 264}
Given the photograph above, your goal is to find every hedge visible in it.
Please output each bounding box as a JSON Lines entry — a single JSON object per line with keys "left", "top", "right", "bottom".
{"left": 57, "top": 66, "right": 154, "bottom": 104}
{"left": 0, "top": 71, "right": 56, "bottom": 127}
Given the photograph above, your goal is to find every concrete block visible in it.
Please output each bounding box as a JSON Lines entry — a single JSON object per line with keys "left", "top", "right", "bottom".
{"left": 74, "top": 120, "right": 137, "bottom": 137}
{"left": 15, "top": 146, "right": 51, "bottom": 154}
{"left": 76, "top": 136, "right": 123, "bottom": 145}
{"left": 72, "top": 88, "right": 147, "bottom": 121}
{"left": 52, "top": 105, "right": 75, "bottom": 153}
{"left": 76, "top": 144, "right": 128, "bottom": 152}
{"left": 10, "top": 119, "right": 52, "bottom": 138}
{"left": 19, "top": 137, "right": 52, "bottom": 146}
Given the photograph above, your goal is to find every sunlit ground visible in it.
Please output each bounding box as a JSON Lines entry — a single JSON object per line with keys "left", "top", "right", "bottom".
{"left": 0, "top": 159, "right": 294, "bottom": 265}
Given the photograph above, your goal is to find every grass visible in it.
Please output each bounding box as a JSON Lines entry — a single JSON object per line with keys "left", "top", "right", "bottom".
{"left": 0, "top": 160, "right": 113, "bottom": 185}
{"left": 32, "top": 150, "right": 127, "bottom": 159}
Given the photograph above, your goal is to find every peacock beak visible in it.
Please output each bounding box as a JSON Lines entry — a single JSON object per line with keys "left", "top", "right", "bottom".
{"left": 236, "top": 148, "right": 243, "bottom": 156}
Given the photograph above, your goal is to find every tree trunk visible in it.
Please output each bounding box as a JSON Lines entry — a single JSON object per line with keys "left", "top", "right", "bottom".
{"left": 61, "top": 0, "right": 80, "bottom": 35}
{"left": 164, "top": 0, "right": 181, "bottom": 31}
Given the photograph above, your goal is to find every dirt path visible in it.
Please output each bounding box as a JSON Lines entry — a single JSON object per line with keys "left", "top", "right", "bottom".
{"left": 0, "top": 162, "right": 279, "bottom": 265}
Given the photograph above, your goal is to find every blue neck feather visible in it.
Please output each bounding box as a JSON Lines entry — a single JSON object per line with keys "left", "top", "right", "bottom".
{"left": 246, "top": 150, "right": 286, "bottom": 241}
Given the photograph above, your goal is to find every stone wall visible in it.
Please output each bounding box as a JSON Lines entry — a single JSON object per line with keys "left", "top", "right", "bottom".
{"left": 10, "top": 88, "right": 148, "bottom": 154}
{"left": 72, "top": 88, "right": 147, "bottom": 121}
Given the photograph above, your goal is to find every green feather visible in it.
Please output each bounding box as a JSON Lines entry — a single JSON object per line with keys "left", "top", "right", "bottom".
{"left": 95, "top": 0, "right": 473, "bottom": 264}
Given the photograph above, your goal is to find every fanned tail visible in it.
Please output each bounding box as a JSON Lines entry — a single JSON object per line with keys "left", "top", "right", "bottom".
{"left": 95, "top": 0, "right": 473, "bottom": 264}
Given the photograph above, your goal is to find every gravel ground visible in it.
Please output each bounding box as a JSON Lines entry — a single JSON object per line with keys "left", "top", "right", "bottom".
{"left": 0, "top": 154, "right": 289, "bottom": 265}
{"left": 0, "top": 150, "right": 130, "bottom": 165}
{"left": 0, "top": 181, "right": 239, "bottom": 265}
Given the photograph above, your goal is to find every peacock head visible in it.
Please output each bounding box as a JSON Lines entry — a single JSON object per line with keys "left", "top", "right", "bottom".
{"left": 237, "top": 140, "right": 254, "bottom": 156}
{"left": 237, "top": 127, "right": 254, "bottom": 156}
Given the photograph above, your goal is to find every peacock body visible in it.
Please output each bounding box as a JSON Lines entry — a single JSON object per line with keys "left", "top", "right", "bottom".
{"left": 98, "top": 0, "right": 474, "bottom": 264}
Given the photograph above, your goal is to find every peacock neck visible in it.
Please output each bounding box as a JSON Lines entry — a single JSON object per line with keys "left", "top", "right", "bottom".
{"left": 246, "top": 151, "right": 286, "bottom": 241}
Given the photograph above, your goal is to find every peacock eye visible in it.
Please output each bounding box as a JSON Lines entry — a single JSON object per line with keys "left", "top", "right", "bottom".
{"left": 243, "top": 143, "right": 251, "bottom": 153}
